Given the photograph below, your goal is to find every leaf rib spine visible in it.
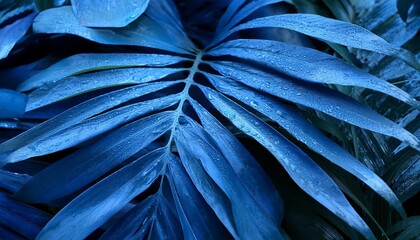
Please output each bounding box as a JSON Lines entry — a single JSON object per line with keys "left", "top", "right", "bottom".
{"left": 165, "top": 51, "right": 203, "bottom": 154}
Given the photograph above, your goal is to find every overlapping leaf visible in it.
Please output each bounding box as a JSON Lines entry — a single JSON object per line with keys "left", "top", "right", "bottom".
{"left": 0, "top": 89, "right": 27, "bottom": 118}
{"left": 0, "top": 1, "right": 37, "bottom": 59}
{"left": 70, "top": 0, "right": 150, "bottom": 28}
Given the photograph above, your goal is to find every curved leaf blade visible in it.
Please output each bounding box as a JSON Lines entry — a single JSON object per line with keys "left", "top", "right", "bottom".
{"left": 387, "top": 216, "right": 420, "bottom": 240}
{"left": 70, "top": 0, "right": 150, "bottom": 27}
{"left": 33, "top": 7, "right": 191, "bottom": 54}
{"left": 0, "top": 81, "right": 178, "bottom": 164}
{"left": 211, "top": 13, "right": 420, "bottom": 70}
{"left": 34, "top": 0, "right": 68, "bottom": 11}
{"left": 397, "top": 0, "right": 416, "bottom": 22}
{"left": 0, "top": 193, "right": 50, "bottom": 239}
{"left": 17, "top": 53, "right": 186, "bottom": 92}
{"left": 9, "top": 95, "right": 180, "bottom": 161}
{"left": 0, "top": 89, "right": 27, "bottom": 119}
{"left": 208, "top": 39, "right": 419, "bottom": 108}
{"left": 207, "top": 61, "right": 420, "bottom": 151}
{"left": 100, "top": 196, "right": 156, "bottom": 240}
{"left": 168, "top": 153, "right": 229, "bottom": 240}
{"left": 176, "top": 117, "right": 284, "bottom": 239}
{"left": 199, "top": 85, "right": 375, "bottom": 239}
{"left": 0, "top": 170, "right": 30, "bottom": 193}
{"left": 173, "top": 133, "right": 239, "bottom": 239}
{"left": 217, "top": 0, "right": 284, "bottom": 34}
{"left": 35, "top": 148, "right": 166, "bottom": 240}
{"left": 205, "top": 73, "right": 406, "bottom": 218}
{"left": 27, "top": 67, "right": 183, "bottom": 110}
{"left": 216, "top": 0, "right": 246, "bottom": 33}
{"left": 0, "top": 12, "right": 35, "bottom": 59}
{"left": 190, "top": 99, "right": 284, "bottom": 225}
{"left": 14, "top": 112, "right": 174, "bottom": 203}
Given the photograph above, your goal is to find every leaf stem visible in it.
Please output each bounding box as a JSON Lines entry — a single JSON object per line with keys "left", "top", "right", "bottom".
{"left": 165, "top": 51, "right": 203, "bottom": 152}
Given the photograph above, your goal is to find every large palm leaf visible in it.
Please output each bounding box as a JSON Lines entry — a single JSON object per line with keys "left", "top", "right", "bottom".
{"left": 0, "top": 0, "right": 419, "bottom": 239}
{"left": 293, "top": 0, "right": 420, "bottom": 239}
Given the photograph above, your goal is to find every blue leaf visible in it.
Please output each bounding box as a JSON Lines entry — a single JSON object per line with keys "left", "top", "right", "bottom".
{"left": 397, "top": 0, "right": 416, "bottom": 22}
{"left": 0, "top": 10, "right": 35, "bottom": 59}
{"left": 146, "top": 0, "right": 196, "bottom": 50}
{"left": 17, "top": 53, "right": 187, "bottom": 92}
{"left": 0, "top": 170, "right": 30, "bottom": 193}
{"left": 0, "top": 193, "right": 50, "bottom": 239}
{"left": 391, "top": 155, "right": 420, "bottom": 201}
{"left": 35, "top": 148, "right": 167, "bottom": 240}
{"left": 14, "top": 112, "right": 174, "bottom": 202}
{"left": 143, "top": 177, "right": 183, "bottom": 240}
{"left": 27, "top": 67, "right": 183, "bottom": 110}
{"left": 198, "top": 85, "right": 375, "bottom": 239}
{"left": 33, "top": 7, "right": 193, "bottom": 54}
{"left": 8, "top": 94, "right": 180, "bottom": 161}
{"left": 190, "top": 99, "right": 284, "bottom": 225}
{"left": 70, "top": 0, "right": 150, "bottom": 27}
{"left": 204, "top": 73, "right": 406, "bottom": 218}
{"left": 34, "top": 0, "right": 68, "bottom": 11}
{"left": 216, "top": 0, "right": 246, "bottom": 32}
{"left": 208, "top": 39, "right": 419, "bottom": 108}
{"left": 175, "top": 117, "right": 284, "bottom": 239}
{"left": 210, "top": 13, "right": 420, "bottom": 70}
{"left": 168, "top": 152, "right": 229, "bottom": 239}
{"left": 173, "top": 132, "right": 239, "bottom": 238}
{"left": 0, "top": 89, "right": 27, "bottom": 119}
{"left": 387, "top": 216, "right": 420, "bottom": 240}
{"left": 207, "top": 61, "right": 420, "bottom": 151}
{"left": 0, "top": 81, "right": 177, "bottom": 164}
{"left": 103, "top": 176, "right": 184, "bottom": 240}
{"left": 0, "top": 225, "right": 26, "bottom": 240}
{"left": 216, "top": 0, "right": 285, "bottom": 34}
{"left": 100, "top": 196, "right": 157, "bottom": 240}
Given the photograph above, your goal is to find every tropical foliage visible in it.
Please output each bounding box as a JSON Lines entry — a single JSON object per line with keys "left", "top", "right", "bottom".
{"left": 0, "top": 0, "right": 419, "bottom": 239}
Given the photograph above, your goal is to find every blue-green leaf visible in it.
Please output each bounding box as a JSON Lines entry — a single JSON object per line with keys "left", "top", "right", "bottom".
{"left": 0, "top": 89, "right": 27, "bottom": 119}
{"left": 173, "top": 131, "right": 239, "bottom": 238}
{"left": 190, "top": 99, "right": 284, "bottom": 225}
{"left": 70, "top": 0, "right": 150, "bottom": 28}
{"left": 0, "top": 81, "right": 178, "bottom": 164}
{"left": 0, "top": 193, "right": 50, "bottom": 239}
{"left": 387, "top": 216, "right": 420, "bottom": 240}
{"left": 215, "top": 0, "right": 246, "bottom": 33}
{"left": 211, "top": 13, "right": 420, "bottom": 70}
{"left": 175, "top": 117, "right": 284, "bottom": 239}
{"left": 14, "top": 112, "right": 174, "bottom": 202}
{"left": 204, "top": 73, "right": 406, "bottom": 218}
{"left": 27, "top": 67, "right": 183, "bottom": 110}
{"left": 208, "top": 39, "right": 419, "bottom": 108}
{"left": 199, "top": 85, "right": 375, "bottom": 239}
{"left": 100, "top": 196, "right": 156, "bottom": 240}
{"left": 0, "top": 11, "right": 35, "bottom": 60}
{"left": 8, "top": 95, "right": 180, "bottom": 161}
{"left": 101, "top": 176, "right": 183, "bottom": 240}
{"left": 397, "top": 0, "right": 416, "bottom": 22}
{"left": 144, "top": 0, "right": 196, "bottom": 50}
{"left": 17, "top": 53, "right": 187, "bottom": 92}
{"left": 207, "top": 61, "right": 420, "bottom": 151}
{"left": 0, "top": 170, "right": 30, "bottom": 193}
{"left": 216, "top": 0, "right": 284, "bottom": 34}
{"left": 34, "top": 0, "right": 68, "bottom": 11}
{"left": 33, "top": 7, "right": 192, "bottom": 54}
{"left": 168, "top": 153, "right": 229, "bottom": 240}
{"left": 35, "top": 148, "right": 166, "bottom": 240}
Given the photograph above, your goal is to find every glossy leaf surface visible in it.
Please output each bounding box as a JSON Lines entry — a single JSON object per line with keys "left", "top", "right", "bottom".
{"left": 71, "top": 0, "right": 150, "bottom": 27}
